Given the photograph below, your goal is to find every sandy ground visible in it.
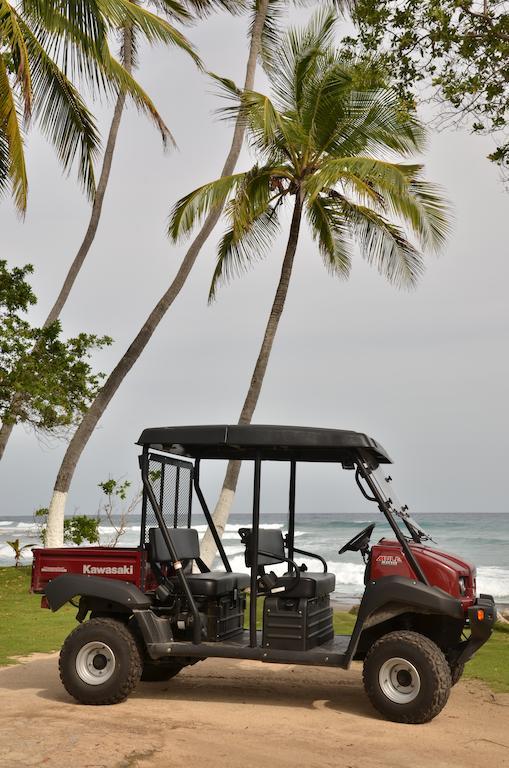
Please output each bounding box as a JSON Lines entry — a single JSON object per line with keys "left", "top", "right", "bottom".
{"left": 1, "top": 655, "right": 508, "bottom": 768}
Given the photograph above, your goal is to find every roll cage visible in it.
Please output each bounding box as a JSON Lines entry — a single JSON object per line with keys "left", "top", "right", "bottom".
{"left": 136, "top": 424, "right": 430, "bottom": 648}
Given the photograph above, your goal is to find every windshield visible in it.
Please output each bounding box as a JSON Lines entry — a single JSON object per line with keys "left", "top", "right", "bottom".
{"left": 369, "top": 467, "right": 432, "bottom": 543}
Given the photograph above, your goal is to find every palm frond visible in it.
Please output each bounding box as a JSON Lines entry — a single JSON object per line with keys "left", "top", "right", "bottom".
{"left": 338, "top": 195, "right": 425, "bottom": 288}
{"left": 22, "top": 0, "right": 201, "bottom": 90}
{"left": 254, "top": 0, "right": 285, "bottom": 71}
{"left": 168, "top": 172, "right": 249, "bottom": 241}
{"left": 306, "top": 194, "right": 352, "bottom": 278}
{"left": 0, "top": 54, "right": 28, "bottom": 212}
{"left": 98, "top": 0, "right": 201, "bottom": 66}
{"left": 0, "top": 127, "right": 11, "bottom": 199}
{"left": 211, "top": 77, "right": 295, "bottom": 161}
{"left": 101, "top": 52, "right": 174, "bottom": 145}
{"left": 406, "top": 179, "right": 451, "bottom": 251}
{"left": 306, "top": 155, "right": 449, "bottom": 254}
{"left": 17, "top": 15, "right": 100, "bottom": 200}
{"left": 209, "top": 204, "right": 281, "bottom": 301}
{"left": 265, "top": 7, "right": 337, "bottom": 113}
{"left": 305, "top": 156, "right": 413, "bottom": 202}
{"left": 318, "top": 87, "right": 426, "bottom": 161}
{"left": 0, "top": 0, "right": 32, "bottom": 119}
{"left": 179, "top": 0, "right": 245, "bottom": 18}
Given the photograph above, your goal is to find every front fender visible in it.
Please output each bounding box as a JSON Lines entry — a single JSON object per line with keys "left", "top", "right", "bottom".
{"left": 44, "top": 573, "right": 151, "bottom": 612}
{"left": 343, "top": 576, "right": 463, "bottom": 666}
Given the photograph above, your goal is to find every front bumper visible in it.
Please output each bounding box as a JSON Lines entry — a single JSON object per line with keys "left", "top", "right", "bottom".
{"left": 456, "top": 593, "right": 496, "bottom": 665}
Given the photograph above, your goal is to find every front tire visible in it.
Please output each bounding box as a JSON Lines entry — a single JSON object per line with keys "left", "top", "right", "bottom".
{"left": 450, "top": 661, "right": 465, "bottom": 686}
{"left": 59, "top": 618, "right": 142, "bottom": 705}
{"left": 363, "top": 630, "right": 452, "bottom": 723}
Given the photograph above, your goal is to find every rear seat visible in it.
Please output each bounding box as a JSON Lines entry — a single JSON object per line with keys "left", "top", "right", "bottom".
{"left": 148, "top": 528, "right": 249, "bottom": 596}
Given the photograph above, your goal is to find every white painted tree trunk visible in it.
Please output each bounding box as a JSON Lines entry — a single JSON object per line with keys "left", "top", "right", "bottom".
{"left": 200, "top": 486, "right": 236, "bottom": 566}
{"left": 45, "top": 491, "right": 68, "bottom": 547}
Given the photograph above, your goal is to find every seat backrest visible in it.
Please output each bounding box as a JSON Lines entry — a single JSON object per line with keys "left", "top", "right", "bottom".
{"left": 239, "top": 528, "right": 285, "bottom": 567}
{"left": 149, "top": 527, "right": 200, "bottom": 563}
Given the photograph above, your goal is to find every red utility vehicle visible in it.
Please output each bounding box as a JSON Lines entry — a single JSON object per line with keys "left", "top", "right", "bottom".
{"left": 32, "top": 425, "right": 495, "bottom": 723}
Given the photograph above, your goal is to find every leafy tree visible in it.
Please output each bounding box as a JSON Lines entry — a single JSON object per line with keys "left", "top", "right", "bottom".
{"left": 348, "top": 0, "right": 509, "bottom": 177}
{"left": 97, "top": 469, "right": 160, "bottom": 545}
{"left": 0, "top": 0, "right": 208, "bottom": 458}
{"left": 167, "top": 10, "right": 450, "bottom": 564}
{"left": 0, "top": 0, "right": 200, "bottom": 212}
{"left": 98, "top": 477, "right": 137, "bottom": 546}
{"left": 34, "top": 508, "right": 100, "bottom": 545}
{"left": 0, "top": 259, "right": 112, "bottom": 438}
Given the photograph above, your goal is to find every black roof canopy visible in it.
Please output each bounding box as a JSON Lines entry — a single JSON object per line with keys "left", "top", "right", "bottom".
{"left": 137, "top": 424, "right": 391, "bottom": 464}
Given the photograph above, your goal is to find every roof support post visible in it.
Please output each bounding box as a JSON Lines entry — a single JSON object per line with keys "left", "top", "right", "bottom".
{"left": 250, "top": 456, "right": 261, "bottom": 647}
{"left": 287, "top": 460, "right": 296, "bottom": 561}
{"left": 355, "top": 458, "right": 429, "bottom": 585}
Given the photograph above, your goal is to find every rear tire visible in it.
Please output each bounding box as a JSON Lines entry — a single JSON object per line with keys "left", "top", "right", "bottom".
{"left": 59, "top": 618, "right": 142, "bottom": 705}
{"left": 363, "top": 630, "right": 452, "bottom": 723}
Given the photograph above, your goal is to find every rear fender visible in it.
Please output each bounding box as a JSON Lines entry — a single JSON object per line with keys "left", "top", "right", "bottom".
{"left": 44, "top": 573, "right": 151, "bottom": 614}
{"left": 344, "top": 576, "right": 463, "bottom": 666}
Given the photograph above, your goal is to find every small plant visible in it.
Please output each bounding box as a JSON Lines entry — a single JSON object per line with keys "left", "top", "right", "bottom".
{"left": 7, "top": 538, "right": 32, "bottom": 566}
{"left": 34, "top": 508, "right": 100, "bottom": 546}
{"left": 98, "top": 470, "right": 160, "bottom": 546}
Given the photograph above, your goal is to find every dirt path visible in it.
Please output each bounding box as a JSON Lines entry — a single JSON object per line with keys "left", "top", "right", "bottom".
{"left": 1, "top": 655, "right": 508, "bottom": 768}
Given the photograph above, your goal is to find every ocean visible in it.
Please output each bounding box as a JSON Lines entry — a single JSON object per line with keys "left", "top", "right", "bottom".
{"left": 1, "top": 512, "right": 508, "bottom": 605}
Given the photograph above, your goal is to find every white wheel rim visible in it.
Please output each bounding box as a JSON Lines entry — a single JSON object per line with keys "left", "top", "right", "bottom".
{"left": 379, "top": 657, "right": 421, "bottom": 704}
{"left": 75, "top": 641, "right": 116, "bottom": 685}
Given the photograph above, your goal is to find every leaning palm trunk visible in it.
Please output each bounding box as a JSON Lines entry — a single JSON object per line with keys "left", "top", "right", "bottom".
{"left": 200, "top": 192, "right": 303, "bottom": 566}
{"left": 0, "top": 28, "right": 133, "bottom": 462}
{"left": 45, "top": 0, "right": 270, "bottom": 547}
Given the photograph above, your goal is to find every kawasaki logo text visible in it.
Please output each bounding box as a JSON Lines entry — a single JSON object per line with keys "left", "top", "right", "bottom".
{"left": 83, "top": 564, "right": 134, "bottom": 575}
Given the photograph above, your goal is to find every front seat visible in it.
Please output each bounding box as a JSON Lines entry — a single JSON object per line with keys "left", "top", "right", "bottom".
{"left": 239, "top": 528, "right": 335, "bottom": 599}
{"left": 148, "top": 527, "right": 250, "bottom": 597}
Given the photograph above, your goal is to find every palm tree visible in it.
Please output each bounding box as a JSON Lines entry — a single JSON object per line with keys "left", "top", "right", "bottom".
{"left": 0, "top": 0, "right": 201, "bottom": 212}
{"left": 166, "top": 10, "right": 450, "bottom": 565}
{"left": 0, "top": 1, "right": 229, "bottom": 460}
{"left": 43, "top": 0, "right": 352, "bottom": 547}
{"left": 6, "top": 538, "right": 32, "bottom": 566}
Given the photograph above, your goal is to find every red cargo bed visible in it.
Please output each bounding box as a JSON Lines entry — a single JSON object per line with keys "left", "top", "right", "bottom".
{"left": 31, "top": 546, "right": 147, "bottom": 594}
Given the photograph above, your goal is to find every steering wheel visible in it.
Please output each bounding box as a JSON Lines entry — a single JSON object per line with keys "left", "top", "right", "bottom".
{"left": 338, "top": 523, "right": 376, "bottom": 555}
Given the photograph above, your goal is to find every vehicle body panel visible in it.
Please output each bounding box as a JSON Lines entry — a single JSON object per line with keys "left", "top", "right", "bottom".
{"left": 370, "top": 539, "right": 476, "bottom": 608}
{"left": 31, "top": 546, "right": 148, "bottom": 593}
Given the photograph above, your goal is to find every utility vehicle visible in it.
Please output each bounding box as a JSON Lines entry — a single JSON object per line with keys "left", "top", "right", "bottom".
{"left": 32, "top": 425, "right": 495, "bottom": 723}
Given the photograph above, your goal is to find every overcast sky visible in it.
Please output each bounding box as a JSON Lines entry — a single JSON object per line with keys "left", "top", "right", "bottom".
{"left": 1, "top": 7, "right": 508, "bottom": 520}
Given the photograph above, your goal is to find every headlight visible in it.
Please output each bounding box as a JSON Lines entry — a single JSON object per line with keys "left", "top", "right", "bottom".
{"left": 458, "top": 576, "right": 467, "bottom": 595}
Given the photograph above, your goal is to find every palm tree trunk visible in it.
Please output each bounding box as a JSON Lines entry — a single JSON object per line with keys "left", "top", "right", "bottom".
{"left": 0, "top": 28, "right": 133, "bottom": 462}
{"left": 200, "top": 191, "right": 304, "bottom": 566}
{"left": 45, "top": 1, "right": 270, "bottom": 547}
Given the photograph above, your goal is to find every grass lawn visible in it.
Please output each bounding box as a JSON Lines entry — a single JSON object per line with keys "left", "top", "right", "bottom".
{"left": 1, "top": 566, "right": 507, "bottom": 693}
{"left": 0, "top": 566, "right": 75, "bottom": 665}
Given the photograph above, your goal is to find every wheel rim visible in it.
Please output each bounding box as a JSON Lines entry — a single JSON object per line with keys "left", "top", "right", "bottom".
{"left": 75, "top": 641, "right": 116, "bottom": 685}
{"left": 378, "top": 657, "right": 421, "bottom": 704}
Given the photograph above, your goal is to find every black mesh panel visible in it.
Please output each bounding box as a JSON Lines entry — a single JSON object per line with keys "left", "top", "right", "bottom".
{"left": 141, "top": 453, "right": 193, "bottom": 544}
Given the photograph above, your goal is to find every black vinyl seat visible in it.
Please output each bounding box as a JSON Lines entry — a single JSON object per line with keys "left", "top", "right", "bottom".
{"left": 148, "top": 528, "right": 249, "bottom": 597}
{"left": 239, "top": 528, "right": 336, "bottom": 599}
{"left": 274, "top": 571, "right": 335, "bottom": 598}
